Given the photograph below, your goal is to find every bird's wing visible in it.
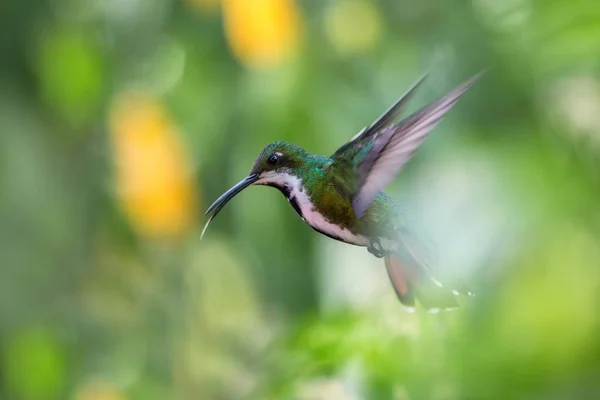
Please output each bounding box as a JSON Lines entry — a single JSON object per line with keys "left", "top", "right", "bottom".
{"left": 330, "top": 73, "right": 428, "bottom": 162}
{"left": 329, "top": 72, "right": 482, "bottom": 218}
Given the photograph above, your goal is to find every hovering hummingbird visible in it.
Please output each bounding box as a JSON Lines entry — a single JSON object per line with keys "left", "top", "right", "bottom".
{"left": 201, "top": 72, "right": 481, "bottom": 310}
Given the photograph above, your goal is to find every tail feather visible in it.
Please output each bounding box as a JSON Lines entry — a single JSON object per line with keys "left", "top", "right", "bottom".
{"left": 384, "top": 253, "right": 458, "bottom": 310}
{"left": 384, "top": 255, "right": 415, "bottom": 307}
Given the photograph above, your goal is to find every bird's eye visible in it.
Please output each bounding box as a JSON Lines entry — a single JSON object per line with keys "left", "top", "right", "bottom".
{"left": 268, "top": 154, "right": 280, "bottom": 165}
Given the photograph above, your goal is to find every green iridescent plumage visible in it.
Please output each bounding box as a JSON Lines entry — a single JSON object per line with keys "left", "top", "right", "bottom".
{"left": 202, "top": 72, "right": 482, "bottom": 310}
{"left": 248, "top": 141, "right": 401, "bottom": 239}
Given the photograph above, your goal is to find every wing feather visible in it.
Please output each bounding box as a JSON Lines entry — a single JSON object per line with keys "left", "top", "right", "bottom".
{"left": 331, "top": 73, "right": 428, "bottom": 160}
{"left": 350, "top": 73, "right": 482, "bottom": 217}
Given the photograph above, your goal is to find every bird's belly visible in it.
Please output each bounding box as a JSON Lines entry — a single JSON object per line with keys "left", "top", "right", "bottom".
{"left": 291, "top": 190, "right": 369, "bottom": 246}
{"left": 303, "top": 206, "right": 369, "bottom": 246}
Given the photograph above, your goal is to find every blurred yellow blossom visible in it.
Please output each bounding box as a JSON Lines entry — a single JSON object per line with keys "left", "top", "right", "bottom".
{"left": 324, "top": 0, "right": 382, "bottom": 56}
{"left": 223, "top": 0, "right": 301, "bottom": 69}
{"left": 109, "top": 92, "right": 196, "bottom": 238}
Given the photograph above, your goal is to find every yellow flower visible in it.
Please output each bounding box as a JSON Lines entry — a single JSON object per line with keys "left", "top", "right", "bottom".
{"left": 109, "top": 92, "right": 196, "bottom": 238}
{"left": 223, "top": 0, "right": 301, "bottom": 69}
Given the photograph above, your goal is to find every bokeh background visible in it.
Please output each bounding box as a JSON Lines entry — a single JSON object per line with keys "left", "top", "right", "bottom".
{"left": 2, "top": 0, "right": 600, "bottom": 398}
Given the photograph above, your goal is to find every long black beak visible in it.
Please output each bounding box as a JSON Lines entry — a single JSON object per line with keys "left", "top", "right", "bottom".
{"left": 200, "top": 173, "right": 258, "bottom": 239}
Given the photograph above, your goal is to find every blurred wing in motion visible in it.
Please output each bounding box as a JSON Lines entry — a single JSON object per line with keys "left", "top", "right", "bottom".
{"left": 330, "top": 72, "right": 483, "bottom": 218}
{"left": 332, "top": 73, "right": 429, "bottom": 158}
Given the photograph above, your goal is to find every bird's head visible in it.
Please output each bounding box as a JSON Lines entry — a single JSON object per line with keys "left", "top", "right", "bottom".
{"left": 250, "top": 141, "right": 307, "bottom": 184}
{"left": 201, "top": 141, "right": 309, "bottom": 238}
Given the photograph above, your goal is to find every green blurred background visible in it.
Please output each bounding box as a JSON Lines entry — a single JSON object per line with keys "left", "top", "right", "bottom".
{"left": 2, "top": 0, "right": 600, "bottom": 398}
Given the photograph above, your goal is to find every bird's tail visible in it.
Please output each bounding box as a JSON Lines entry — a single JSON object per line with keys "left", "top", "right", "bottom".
{"left": 384, "top": 253, "right": 458, "bottom": 311}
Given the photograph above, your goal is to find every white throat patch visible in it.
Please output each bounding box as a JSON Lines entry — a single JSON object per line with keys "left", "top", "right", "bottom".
{"left": 256, "top": 171, "right": 369, "bottom": 246}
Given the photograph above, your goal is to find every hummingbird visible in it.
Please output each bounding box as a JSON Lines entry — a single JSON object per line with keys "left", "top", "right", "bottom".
{"left": 201, "top": 72, "right": 481, "bottom": 310}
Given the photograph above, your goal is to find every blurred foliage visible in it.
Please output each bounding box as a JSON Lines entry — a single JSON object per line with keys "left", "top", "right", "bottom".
{"left": 1, "top": 0, "right": 600, "bottom": 399}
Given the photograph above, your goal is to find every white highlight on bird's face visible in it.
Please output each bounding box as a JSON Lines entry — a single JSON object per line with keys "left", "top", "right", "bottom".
{"left": 255, "top": 171, "right": 369, "bottom": 246}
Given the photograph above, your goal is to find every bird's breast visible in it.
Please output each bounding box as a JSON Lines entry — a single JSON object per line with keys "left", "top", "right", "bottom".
{"left": 264, "top": 173, "right": 371, "bottom": 246}
{"left": 291, "top": 187, "right": 369, "bottom": 246}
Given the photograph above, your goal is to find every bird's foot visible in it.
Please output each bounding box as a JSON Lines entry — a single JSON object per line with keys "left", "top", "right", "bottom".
{"left": 368, "top": 238, "right": 385, "bottom": 258}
